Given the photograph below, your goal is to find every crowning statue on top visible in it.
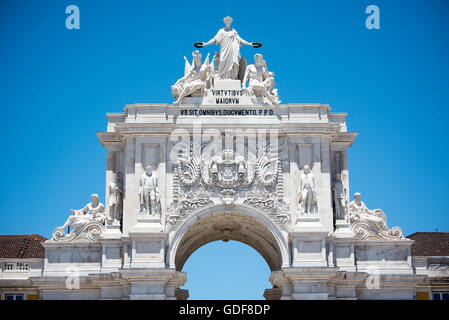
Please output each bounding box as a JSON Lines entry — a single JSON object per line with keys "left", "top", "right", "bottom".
{"left": 171, "top": 16, "right": 281, "bottom": 105}
{"left": 200, "top": 16, "right": 254, "bottom": 80}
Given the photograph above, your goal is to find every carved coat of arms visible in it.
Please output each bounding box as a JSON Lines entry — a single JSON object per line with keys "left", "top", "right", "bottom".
{"left": 167, "top": 138, "right": 290, "bottom": 230}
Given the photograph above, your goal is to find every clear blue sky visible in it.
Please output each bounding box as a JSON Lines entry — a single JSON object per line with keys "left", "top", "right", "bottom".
{"left": 0, "top": 0, "right": 448, "bottom": 299}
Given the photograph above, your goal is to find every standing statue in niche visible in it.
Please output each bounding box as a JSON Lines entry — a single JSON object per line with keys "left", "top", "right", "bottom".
{"left": 298, "top": 165, "right": 318, "bottom": 215}
{"left": 108, "top": 173, "right": 123, "bottom": 224}
{"left": 333, "top": 173, "right": 348, "bottom": 220}
{"left": 242, "top": 53, "right": 281, "bottom": 105}
{"left": 197, "top": 16, "right": 259, "bottom": 80}
{"left": 139, "top": 165, "right": 161, "bottom": 216}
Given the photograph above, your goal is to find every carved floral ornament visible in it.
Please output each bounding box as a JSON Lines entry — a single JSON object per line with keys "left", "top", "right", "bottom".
{"left": 167, "top": 138, "right": 290, "bottom": 231}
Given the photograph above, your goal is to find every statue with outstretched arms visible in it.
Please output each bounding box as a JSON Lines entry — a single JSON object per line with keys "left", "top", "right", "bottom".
{"left": 198, "top": 16, "right": 259, "bottom": 80}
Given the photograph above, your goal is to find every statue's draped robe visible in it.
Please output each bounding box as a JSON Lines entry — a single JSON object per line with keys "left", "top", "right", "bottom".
{"left": 214, "top": 28, "right": 242, "bottom": 79}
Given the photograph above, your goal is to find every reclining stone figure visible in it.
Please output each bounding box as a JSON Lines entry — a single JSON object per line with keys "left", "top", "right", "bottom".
{"left": 242, "top": 53, "right": 281, "bottom": 105}
{"left": 171, "top": 51, "right": 213, "bottom": 104}
{"left": 349, "top": 192, "right": 403, "bottom": 240}
{"left": 52, "top": 194, "right": 106, "bottom": 242}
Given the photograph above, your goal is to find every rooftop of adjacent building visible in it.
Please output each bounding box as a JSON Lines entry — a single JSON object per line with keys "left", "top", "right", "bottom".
{"left": 407, "top": 232, "right": 449, "bottom": 257}
{"left": 0, "top": 234, "right": 47, "bottom": 259}
{"left": 0, "top": 232, "right": 448, "bottom": 259}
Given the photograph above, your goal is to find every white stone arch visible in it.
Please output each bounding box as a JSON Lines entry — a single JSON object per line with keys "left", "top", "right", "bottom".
{"left": 167, "top": 203, "right": 290, "bottom": 271}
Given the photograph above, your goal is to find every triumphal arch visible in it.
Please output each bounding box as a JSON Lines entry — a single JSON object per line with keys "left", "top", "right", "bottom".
{"left": 33, "top": 17, "right": 424, "bottom": 299}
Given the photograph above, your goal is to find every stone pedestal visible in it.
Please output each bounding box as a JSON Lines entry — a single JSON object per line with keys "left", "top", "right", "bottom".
{"left": 355, "top": 240, "right": 414, "bottom": 275}
{"left": 100, "top": 241, "right": 122, "bottom": 273}
{"left": 335, "top": 219, "right": 351, "bottom": 234}
{"left": 130, "top": 215, "right": 163, "bottom": 233}
{"left": 213, "top": 79, "right": 241, "bottom": 90}
{"left": 332, "top": 220, "right": 356, "bottom": 272}
{"left": 270, "top": 268, "right": 339, "bottom": 300}
{"left": 101, "top": 221, "right": 123, "bottom": 272}
{"left": 332, "top": 238, "right": 356, "bottom": 272}
{"left": 295, "top": 216, "right": 324, "bottom": 231}
{"left": 90, "top": 273, "right": 127, "bottom": 300}
{"left": 120, "top": 269, "right": 186, "bottom": 300}
{"left": 103, "top": 220, "right": 122, "bottom": 239}
{"left": 42, "top": 241, "right": 102, "bottom": 277}
{"left": 291, "top": 231, "right": 329, "bottom": 267}
{"left": 129, "top": 216, "right": 166, "bottom": 269}
{"left": 292, "top": 216, "right": 329, "bottom": 268}
{"left": 181, "top": 79, "right": 263, "bottom": 105}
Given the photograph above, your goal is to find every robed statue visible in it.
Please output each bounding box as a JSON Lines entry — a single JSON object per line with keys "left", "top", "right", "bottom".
{"left": 198, "top": 16, "right": 259, "bottom": 80}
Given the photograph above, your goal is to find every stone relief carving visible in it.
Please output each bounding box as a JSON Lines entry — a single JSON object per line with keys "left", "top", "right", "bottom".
{"left": 108, "top": 173, "right": 123, "bottom": 225}
{"left": 52, "top": 194, "right": 106, "bottom": 242}
{"left": 171, "top": 51, "right": 214, "bottom": 104}
{"left": 428, "top": 263, "right": 449, "bottom": 277}
{"left": 242, "top": 54, "right": 281, "bottom": 105}
{"left": 427, "top": 264, "right": 449, "bottom": 277}
{"left": 332, "top": 173, "right": 348, "bottom": 220}
{"left": 168, "top": 138, "right": 290, "bottom": 230}
{"left": 297, "top": 165, "right": 318, "bottom": 215}
{"left": 349, "top": 192, "right": 403, "bottom": 240}
{"left": 428, "top": 263, "right": 449, "bottom": 271}
{"left": 139, "top": 166, "right": 161, "bottom": 216}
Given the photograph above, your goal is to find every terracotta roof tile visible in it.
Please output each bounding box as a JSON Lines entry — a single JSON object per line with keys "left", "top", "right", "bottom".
{"left": 407, "top": 232, "right": 449, "bottom": 256}
{"left": 0, "top": 234, "right": 47, "bottom": 259}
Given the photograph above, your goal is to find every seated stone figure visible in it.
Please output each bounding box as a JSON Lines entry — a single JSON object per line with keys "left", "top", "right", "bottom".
{"left": 171, "top": 51, "right": 213, "bottom": 104}
{"left": 262, "top": 72, "right": 281, "bottom": 104}
{"left": 349, "top": 192, "right": 403, "bottom": 240}
{"left": 52, "top": 194, "right": 106, "bottom": 242}
{"left": 242, "top": 54, "right": 281, "bottom": 105}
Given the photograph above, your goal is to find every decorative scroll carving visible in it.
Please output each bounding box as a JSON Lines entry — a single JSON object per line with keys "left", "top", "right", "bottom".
{"left": 244, "top": 188, "right": 290, "bottom": 226}
{"left": 167, "top": 188, "right": 214, "bottom": 227}
{"left": 168, "top": 138, "right": 290, "bottom": 230}
{"left": 52, "top": 221, "right": 104, "bottom": 242}
{"left": 349, "top": 192, "right": 403, "bottom": 240}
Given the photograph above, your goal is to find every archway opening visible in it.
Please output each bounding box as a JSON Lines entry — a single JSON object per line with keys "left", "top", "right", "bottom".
{"left": 171, "top": 210, "right": 286, "bottom": 299}
{"left": 181, "top": 240, "right": 271, "bottom": 299}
